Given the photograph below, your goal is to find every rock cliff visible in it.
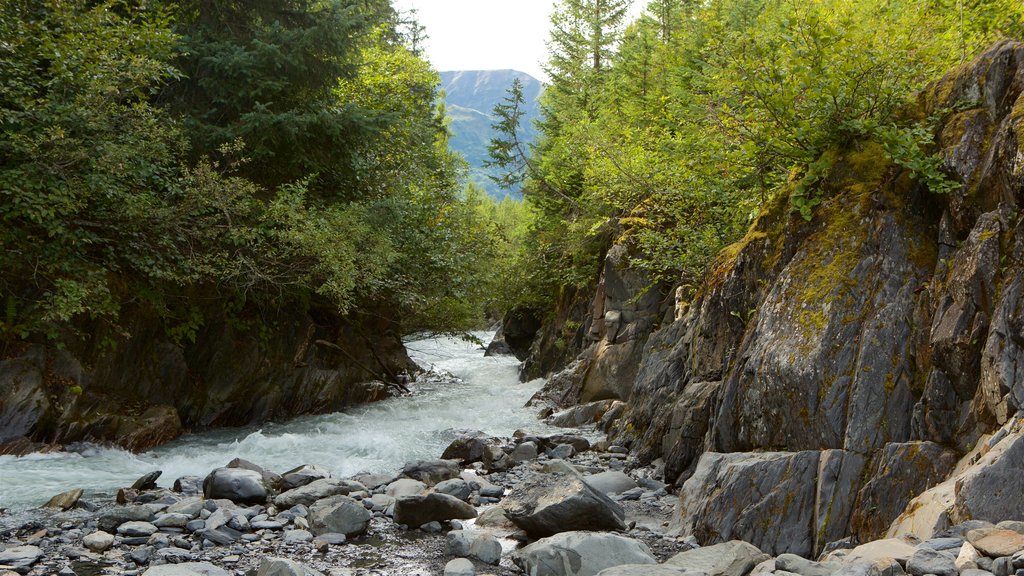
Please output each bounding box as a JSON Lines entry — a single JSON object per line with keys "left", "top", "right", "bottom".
{"left": 521, "top": 41, "right": 1024, "bottom": 555}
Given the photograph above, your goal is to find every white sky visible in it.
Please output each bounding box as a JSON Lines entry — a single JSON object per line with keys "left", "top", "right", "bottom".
{"left": 391, "top": 0, "right": 645, "bottom": 82}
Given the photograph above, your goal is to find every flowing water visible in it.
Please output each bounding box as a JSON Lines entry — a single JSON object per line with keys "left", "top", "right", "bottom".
{"left": 0, "top": 332, "right": 553, "bottom": 513}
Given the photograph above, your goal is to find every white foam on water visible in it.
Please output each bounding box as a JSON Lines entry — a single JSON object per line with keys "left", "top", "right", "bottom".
{"left": 0, "top": 332, "right": 551, "bottom": 511}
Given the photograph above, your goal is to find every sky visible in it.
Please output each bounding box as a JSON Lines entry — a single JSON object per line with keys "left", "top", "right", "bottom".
{"left": 391, "top": 0, "right": 645, "bottom": 82}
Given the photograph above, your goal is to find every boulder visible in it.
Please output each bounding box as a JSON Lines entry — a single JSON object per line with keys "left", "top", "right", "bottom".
{"left": 308, "top": 496, "right": 371, "bottom": 537}
{"left": 392, "top": 493, "right": 477, "bottom": 527}
{"left": 173, "top": 476, "right": 203, "bottom": 495}
{"left": 203, "top": 467, "right": 267, "bottom": 505}
{"left": 278, "top": 465, "right": 330, "bottom": 491}
{"left": 385, "top": 479, "right": 427, "bottom": 498}
{"left": 513, "top": 531, "right": 657, "bottom": 576}
{"left": 967, "top": 529, "right": 1024, "bottom": 558}
{"left": 482, "top": 444, "right": 512, "bottom": 472}
{"left": 83, "top": 530, "right": 115, "bottom": 552}
{"left": 98, "top": 505, "right": 155, "bottom": 532}
{"left": 43, "top": 488, "right": 83, "bottom": 511}
{"left": 511, "top": 441, "right": 539, "bottom": 462}
{"left": 274, "top": 478, "right": 366, "bottom": 508}
{"left": 776, "top": 554, "right": 839, "bottom": 576}
{"left": 444, "top": 558, "right": 476, "bottom": 576}
{"left": 131, "top": 471, "right": 162, "bottom": 491}
{"left": 226, "top": 458, "right": 282, "bottom": 486}
{"left": 446, "top": 530, "right": 502, "bottom": 565}
{"left": 475, "top": 506, "right": 515, "bottom": 530}
{"left": 503, "top": 473, "right": 626, "bottom": 538}
{"left": 846, "top": 539, "right": 918, "bottom": 565}
{"left": 906, "top": 548, "right": 957, "bottom": 576}
{"left": 118, "top": 521, "right": 158, "bottom": 537}
{"left": 434, "top": 479, "right": 472, "bottom": 501}
{"left": 142, "top": 562, "right": 230, "bottom": 576}
{"left": 596, "top": 566, "right": 697, "bottom": 576}
{"left": 547, "top": 400, "right": 619, "bottom": 428}
{"left": 583, "top": 471, "right": 637, "bottom": 495}
{"left": 0, "top": 546, "right": 42, "bottom": 571}
{"left": 666, "top": 541, "right": 770, "bottom": 576}
{"left": 442, "top": 431, "right": 496, "bottom": 464}
{"left": 402, "top": 459, "right": 460, "bottom": 485}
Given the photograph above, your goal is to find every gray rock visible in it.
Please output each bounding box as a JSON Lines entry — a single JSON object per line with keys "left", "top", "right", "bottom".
{"left": 98, "top": 505, "right": 155, "bottom": 532}
{"left": 199, "top": 526, "right": 241, "bottom": 545}
{"left": 919, "top": 538, "right": 964, "bottom": 552}
{"left": 393, "top": 493, "right": 477, "bottom": 527}
{"left": 156, "top": 547, "right": 193, "bottom": 563}
{"left": 226, "top": 457, "right": 282, "bottom": 486}
{"left": 513, "top": 531, "right": 656, "bottom": 576}
{"left": 315, "top": 533, "right": 347, "bottom": 545}
{"left": 961, "top": 570, "right": 996, "bottom": 576}
{"left": 435, "top": 479, "right": 472, "bottom": 501}
{"left": 482, "top": 444, "right": 512, "bottom": 472}
{"left": 998, "top": 522, "right": 1024, "bottom": 535}
{"left": 994, "top": 558, "right": 1015, "bottom": 576}
{"left": 544, "top": 434, "right": 592, "bottom": 453}
{"left": 274, "top": 478, "right": 366, "bottom": 508}
{"left": 775, "top": 554, "right": 839, "bottom": 576}
{"left": 402, "top": 459, "right": 461, "bottom": 485}
{"left": 480, "top": 485, "right": 504, "bottom": 498}
{"left": 166, "top": 496, "right": 204, "bottom": 516}
{"left": 421, "top": 521, "right": 444, "bottom": 533}
{"left": 548, "top": 444, "right": 576, "bottom": 459}
{"left": 385, "top": 478, "right": 427, "bottom": 498}
{"left": 442, "top": 432, "right": 496, "bottom": 465}
{"left": 154, "top": 513, "right": 192, "bottom": 528}
{"left": 278, "top": 465, "right": 331, "bottom": 491}
{"left": 546, "top": 399, "right": 619, "bottom": 427}
{"left": 132, "top": 471, "right": 162, "bottom": 491}
{"left": 186, "top": 519, "right": 206, "bottom": 532}
{"left": 256, "top": 558, "right": 326, "bottom": 576}
{"left": 667, "top": 541, "right": 770, "bottom": 576}
{"left": 503, "top": 473, "right": 626, "bottom": 538}
{"left": 142, "top": 562, "right": 230, "bottom": 576}
{"left": 308, "top": 495, "right": 371, "bottom": 537}
{"left": 130, "top": 546, "right": 155, "bottom": 565}
{"left": 83, "top": 530, "right": 115, "bottom": 552}
{"left": 444, "top": 558, "right": 475, "bottom": 576}
{"left": 542, "top": 459, "right": 581, "bottom": 476}
{"left": 446, "top": 530, "right": 502, "bottom": 565}
{"left": 283, "top": 529, "right": 313, "bottom": 543}
{"left": 596, "top": 566, "right": 698, "bottom": 576}
{"left": 203, "top": 468, "right": 267, "bottom": 505}
{"left": 118, "top": 521, "right": 159, "bottom": 537}
{"left": 173, "top": 476, "right": 203, "bottom": 495}
{"left": 906, "top": 548, "right": 957, "bottom": 576}
{"left": 43, "top": 488, "right": 84, "bottom": 511}
{"left": 0, "top": 545, "right": 41, "bottom": 571}
{"left": 583, "top": 471, "right": 638, "bottom": 495}
{"left": 512, "top": 441, "right": 540, "bottom": 462}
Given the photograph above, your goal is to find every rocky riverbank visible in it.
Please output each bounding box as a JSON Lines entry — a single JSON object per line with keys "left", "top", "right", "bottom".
{"left": 3, "top": 411, "right": 1023, "bottom": 576}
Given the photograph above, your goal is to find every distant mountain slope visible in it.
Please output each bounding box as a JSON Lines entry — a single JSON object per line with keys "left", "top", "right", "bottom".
{"left": 440, "top": 70, "right": 544, "bottom": 200}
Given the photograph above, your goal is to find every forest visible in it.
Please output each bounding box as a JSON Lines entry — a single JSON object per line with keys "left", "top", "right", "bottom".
{"left": 2, "top": 0, "right": 1023, "bottom": 349}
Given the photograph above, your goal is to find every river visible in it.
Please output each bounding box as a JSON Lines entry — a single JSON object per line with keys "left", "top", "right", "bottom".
{"left": 0, "top": 332, "right": 552, "bottom": 512}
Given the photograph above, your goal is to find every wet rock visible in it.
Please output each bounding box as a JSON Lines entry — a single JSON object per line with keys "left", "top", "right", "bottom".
{"left": 393, "top": 493, "right": 477, "bottom": 527}
{"left": 513, "top": 531, "right": 657, "bottom": 576}
{"left": 308, "top": 495, "right": 371, "bottom": 537}
{"left": 968, "top": 529, "right": 1024, "bottom": 558}
{"left": 118, "top": 521, "right": 158, "bottom": 537}
{"left": 441, "top": 432, "right": 496, "bottom": 465}
{"left": 583, "top": 471, "right": 637, "bottom": 495}
{"left": 444, "top": 558, "right": 475, "bottom": 576}
{"left": 503, "top": 473, "right": 626, "bottom": 538}
{"left": 435, "top": 479, "right": 472, "bottom": 501}
{"left": 906, "top": 548, "right": 957, "bottom": 576}
{"left": 43, "top": 488, "right": 83, "bottom": 511}
{"left": 173, "top": 476, "right": 203, "bottom": 495}
{"left": 82, "top": 530, "right": 114, "bottom": 552}
{"left": 203, "top": 468, "right": 267, "bottom": 505}
{"left": 132, "top": 471, "right": 162, "bottom": 491}
{"left": 0, "top": 547, "right": 41, "bottom": 572}
{"left": 446, "top": 530, "right": 502, "bottom": 565}
{"left": 274, "top": 478, "right": 367, "bottom": 508}
{"left": 666, "top": 541, "right": 770, "bottom": 576}
{"left": 401, "top": 459, "right": 460, "bottom": 485}
{"left": 141, "top": 562, "right": 230, "bottom": 576}
{"left": 278, "top": 465, "right": 330, "bottom": 491}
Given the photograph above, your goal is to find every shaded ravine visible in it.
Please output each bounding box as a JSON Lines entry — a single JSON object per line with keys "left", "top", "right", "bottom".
{"left": 0, "top": 332, "right": 552, "bottom": 512}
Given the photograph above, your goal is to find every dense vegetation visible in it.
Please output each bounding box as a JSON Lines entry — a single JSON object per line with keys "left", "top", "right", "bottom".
{"left": 0, "top": 0, "right": 502, "bottom": 347}
{"left": 492, "top": 0, "right": 1024, "bottom": 313}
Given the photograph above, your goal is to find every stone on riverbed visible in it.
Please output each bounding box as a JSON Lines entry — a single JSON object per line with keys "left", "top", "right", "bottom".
{"left": 503, "top": 473, "right": 626, "bottom": 537}
{"left": 666, "top": 540, "right": 770, "bottom": 576}
{"left": 308, "top": 495, "right": 371, "bottom": 537}
{"left": 967, "top": 528, "right": 1024, "bottom": 558}
{"left": 42, "top": 488, "right": 83, "bottom": 511}
{"left": 274, "top": 478, "right": 366, "bottom": 508}
{"left": 583, "top": 471, "right": 637, "bottom": 495}
{"left": 278, "top": 465, "right": 331, "bottom": 491}
{"left": 118, "top": 521, "right": 158, "bottom": 537}
{"left": 596, "top": 566, "right": 701, "bottom": 576}
{"left": 906, "top": 548, "right": 957, "bottom": 576}
{"left": 82, "top": 530, "right": 115, "bottom": 552}
{"left": 441, "top": 431, "right": 496, "bottom": 465}
{"left": 446, "top": 530, "right": 502, "bottom": 565}
{"left": 393, "top": 493, "right": 477, "bottom": 527}
{"left": 0, "top": 546, "right": 42, "bottom": 572}
{"left": 142, "top": 562, "right": 230, "bottom": 576}
{"left": 386, "top": 479, "right": 427, "bottom": 497}
{"left": 203, "top": 468, "right": 267, "bottom": 505}
{"left": 256, "top": 558, "right": 326, "bottom": 576}
{"left": 512, "top": 531, "right": 656, "bottom": 576}
{"left": 401, "top": 459, "right": 461, "bottom": 485}
{"left": 444, "top": 558, "right": 476, "bottom": 576}
{"left": 435, "top": 478, "right": 472, "bottom": 501}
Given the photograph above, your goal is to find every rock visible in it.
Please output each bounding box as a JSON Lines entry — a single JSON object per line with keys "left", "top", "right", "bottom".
{"left": 503, "top": 473, "right": 626, "bottom": 538}
{"left": 226, "top": 457, "right": 282, "bottom": 486}
{"left": 446, "top": 530, "right": 502, "bottom": 565}
{"left": 544, "top": 434, "right": 592, "bottom": 453}
{"left": 776, "top": 554, "right": 839, "bottom": 576}
{"left": 257, "top": 558, "right": 325, "bottom": 576}
{"left": 595, "top": 566, "right": 697, "bottom": 576}
{"left": 667, "top": 541, "right": 770, "bottom": 576}
{"left": 906, "top": 548, "right": 957, "bottom": 576}
{"left": 543, "top": 459, "right": 581, "bottom": 475}
{"left": 997, "top": 521, "right": 1024, "bottom": 535}
{"left": 156, "top": 547, "right": 193, "bottom": 563}
{"left": 0, "top": 546, "right": 41, "bottom": 572}
{"left": 847, "top": 539, "right": 919, "bottom": 565}
{"left": 969, "top": 529, "right": 1024, "bottom": 558}
{"left": 166, "top": 496, "right": 204, "bottom": 516}
{"left": 283, "top": 529, "right": 313, "bottom": 543}
{"left": 386, "top": 478, "right": 428, "bottom": 498}
{"left": 994, "top": 558, "right": 1015, "bottom": 576}
{"left": 278, "top": 465, "right": 330, "bottom": 491}
{"left": 919, "top": 537, "right": 964, "bottom": 552}
{"left": 83, "top": 530, "right": 115, "bottom": 552}
{"left": 435, "top": 479, "right": 472, "bottom": 501}
{"left": 547, "top": 400, "right": 620, "bottom": 428}
{"left": 444, "top": 558, "right": 475, "bottom": 576}
{"left": 962, "top": 570, "right": 996, "bottom": 576}
{"left": 513, "top": 531, "right": 656, "bottom": 576}
{"left": 43, "top": 488, "right": 83, "bottom": 511}
{"left": 583, "top": 471, "right": 638, "bottom": 495}
{"left": 154, "top": 513, "right": 192, "bottom": 528}
{"left": 203, "top": 467, "right": 267, "bottom": 505}
{"left": 142, "top": 562, "right": 230, "bottom": 576}
{"left": 392, "top": 493, "right": 477, "bottom": 527}
{"left": 132, "top": 471, "right": 162, "bottom": 491}
{"left": 402, "top": 459, "right": 461, "bottom": 485}
{"left": 957, "top": 542, "right": 982, "bottom": 571}
{"left": 118, "top": 521, "right": 159, "bottom": 537}
{"left": 199, "top": 526, "right": 242, "bottom": 545}
{"left": 511, "top": 441, "right": 539, "bottom": 462}
{"left": 174, "top": 476, "right": 203, "bottom": 495}
{"left": 274, "top": 478, "right": 367, "bottom": 508}
{"left": 442, "top": 432, "right": 496, "bottom": 465}
{"left": 482, "top": 444, "right": 512, "bottom": 472}
{"left": 475, "top": 506, "right": 515, "bottom": 530}
{"left": 548, "top": 444, "right": 576, "bottom": 459}
{"left": 98, "top": 505, "right": 155, "bottom": 532}
{"left": 308, "top": 496, "right": 371, "bottom": 537}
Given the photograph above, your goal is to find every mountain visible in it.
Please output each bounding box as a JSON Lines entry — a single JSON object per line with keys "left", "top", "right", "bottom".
{"left": 440, "top": 70, "right": 544, "bottom": 200}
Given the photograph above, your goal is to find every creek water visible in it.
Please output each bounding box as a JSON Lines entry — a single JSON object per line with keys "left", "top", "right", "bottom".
{"left": 0, "top": 332, "right": 552, "bottom": 512}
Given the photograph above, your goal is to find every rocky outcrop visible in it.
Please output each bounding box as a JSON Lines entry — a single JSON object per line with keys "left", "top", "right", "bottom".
{"left": 0, "top": 303, "right": 411, "bottom": 452}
